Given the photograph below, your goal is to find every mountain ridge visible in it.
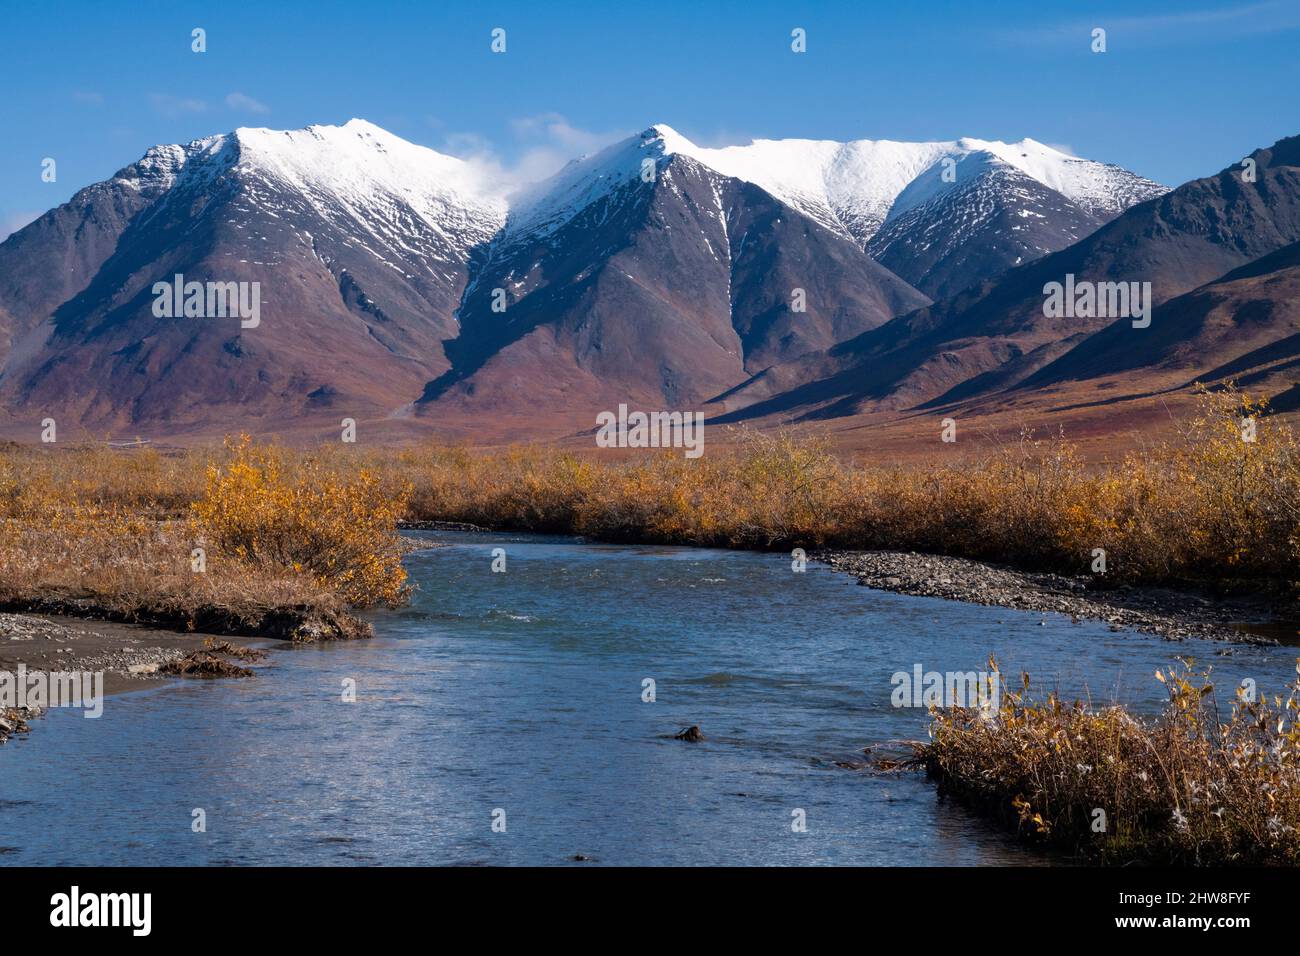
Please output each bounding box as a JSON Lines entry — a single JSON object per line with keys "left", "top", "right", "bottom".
{"left": 711, "top": 133, "right": 1300, "bottom": 426}
{"left": 0, "top": 118, "right": 1176, "bottom": 437}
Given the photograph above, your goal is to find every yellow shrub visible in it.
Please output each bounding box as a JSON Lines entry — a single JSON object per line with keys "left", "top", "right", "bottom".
{"left": 923, "top": 657, "right": 1300, "bottom": 864}
{"left": 3, "top": 383, "right": 1297, "bottom": 613}
{"left": 190, "top": 437, "right": 409, "bottom": 607}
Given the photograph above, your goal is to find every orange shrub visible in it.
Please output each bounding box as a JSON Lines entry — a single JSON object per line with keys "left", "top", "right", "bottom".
{"left": 190, "top": 437, "right": 410, "bottom": 607}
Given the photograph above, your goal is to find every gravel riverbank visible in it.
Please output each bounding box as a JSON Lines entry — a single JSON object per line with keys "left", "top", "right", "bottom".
{"left": 816, "top": 550, "right": 1292, "bottom": 645}
{"left": 0, "top": 613, "right": 247, "bottom": 744}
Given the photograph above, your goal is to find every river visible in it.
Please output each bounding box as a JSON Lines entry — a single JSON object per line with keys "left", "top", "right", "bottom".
{"left": 1, "top": 531, "right": 1296, "bottom": 865}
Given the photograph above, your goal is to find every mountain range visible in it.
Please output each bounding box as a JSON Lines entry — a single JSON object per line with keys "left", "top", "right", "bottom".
{"left": 710, "top": 134, "right": 1300, "bottom": 429}
{"left": 1, "top": 118, "right": 1295, "bottom": 445}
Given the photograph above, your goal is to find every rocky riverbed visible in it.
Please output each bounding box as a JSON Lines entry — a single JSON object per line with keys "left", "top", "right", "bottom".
{"left": 816, "top": 550, "right": 1292, "bottom": 645}
{"left": 0, "top": 612, "right": 252, "bottom": 743}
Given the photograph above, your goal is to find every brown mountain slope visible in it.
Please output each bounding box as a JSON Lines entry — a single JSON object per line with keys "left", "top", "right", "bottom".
{"left": 712, "top": 133, "right": 1300, "bottom": 424}
{"left": 0, "top": 144, "right": 187, "bottom": 357}
{"left": 417, "top": 131, "right": 929, "bottom": 427}
{"left": 0, "top": 121, "right": 504, "bottom": 434}
{"left": 1019, "top": 239, "right": 1300, "bottom": 401}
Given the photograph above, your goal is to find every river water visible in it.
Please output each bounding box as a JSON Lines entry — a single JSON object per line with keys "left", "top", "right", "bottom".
{"left": 1, "top": 531, "right": 1296, "bottom": 865}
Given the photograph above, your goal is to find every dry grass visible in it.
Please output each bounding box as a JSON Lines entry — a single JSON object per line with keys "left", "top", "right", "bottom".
{"left": 0, "top": 436, "right": 408, "bottom": 639}
{"left": 394, "top": 386, "right": 1300, "bottom": 601}
{"left": 919, "top": 657, "right": 1300, "bottom": 865}
{"left": 200, "top": 637, "right": 267, "bottom": 661}
{"left": 0, "top": 385, "right": 1296, "bottom": 633}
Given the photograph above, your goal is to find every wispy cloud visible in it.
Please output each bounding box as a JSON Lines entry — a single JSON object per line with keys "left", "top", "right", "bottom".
{"left": 1003, "top": 0, "right": 1300, "bottom": 47}
{"left": 508, "top": 113, "right": 615, "bottom": 153}
{"left": 149, "top": 94, "right": 208, "bottom": 118}
{"left": 0, "top": 211, "right": 41, "bottom": 242}
{"left": 441, "top": 113, "right": 630, "bottom": 192}
{"left": 225, "top": 91, "right": 270, "bottom": 115}
{"left": 72, "top": 90, "right": 104, "bottom": 106}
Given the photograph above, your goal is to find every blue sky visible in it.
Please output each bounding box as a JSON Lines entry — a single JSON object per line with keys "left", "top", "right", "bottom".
{"left": 2, "top": 0, "right": 1298, "bottom": 238}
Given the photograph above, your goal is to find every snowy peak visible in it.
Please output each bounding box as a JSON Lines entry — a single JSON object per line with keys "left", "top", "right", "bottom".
{"left": 867, "top": 159, "right": 1115, "bottom": 300}
{"left": 103, "top": 119, "right": 511, "bottom": 258}
{"left": 961, "top": 137, "right": 1166, "bottom": 219}
{"left": 111, "top": 134, "right": 232, "bottom": 197}
{"left": 664, "top": 134, "right": 945, "bottom": 240}
{"left": 232, "top": 118, "right": 502, "bottom": 206}
{"left": 501, "top": 125, "right": 690, "bottom": 241}
{"left": 500, "top": 124, "right": 1165, "bottom": 251}
{"left": 666, "top": 133, "right": 1165, "bottom": 244}
{"left": 643, "top": 123, "right": 699, "bottom": 156}
{"left": 229, "top": 119, "right": 508, "bottom": 251}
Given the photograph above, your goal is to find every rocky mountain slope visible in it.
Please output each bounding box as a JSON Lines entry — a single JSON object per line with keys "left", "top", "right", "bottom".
{"left": 0, "top": 119, "right": 1172, "bottom": 436}
{"left": 713, "top": 134, "right": 1300, "bottom": 425}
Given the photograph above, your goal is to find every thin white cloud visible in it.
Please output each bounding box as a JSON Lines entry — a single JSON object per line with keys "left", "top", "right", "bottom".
{"left": 225, "top": 92, "right": 270, "bottom": 114}
{"left": 442, "top": 130, "right": 495, "bottom": 155}
{"left": 1004, "top": 0, "right": 1300, "bottom": 46}
{"left": 72, "top": 90, "right": 104, "bottom": 106}
{"left": 509, "top": 112, "right": 615, "bottom": 153}
{"left": 440, "top": 113, "right": 630, "bottom": 193}
{"left": 149, "top": 94, "right": 208, "bottom": 117}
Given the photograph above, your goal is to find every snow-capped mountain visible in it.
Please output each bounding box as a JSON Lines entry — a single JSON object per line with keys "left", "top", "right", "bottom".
{"left": 231, "top": 119, "right": 506, "bottom": 265}
{"left": 424, "top": 127, "right": 930, "bottom": 417}
{"left": 0, "top": 118, "right": 1167, "bottom": 435}
{"left": 711, "top": 134, "right": 1300, "bottom": 424}
{"left": 865, "top": 158, "right": 1114, "bottom": 300}
{"left": 0, "top": 119, "right": 507, "bottom": 430}
{"left": 630, "top": 126, "right": 1165, "bottom": 242}
{"left": 495, "top": 125, "right": 1165, "bottom": 300}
